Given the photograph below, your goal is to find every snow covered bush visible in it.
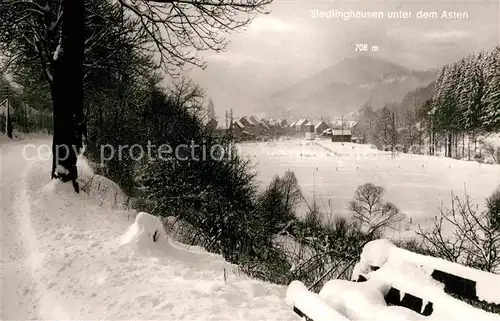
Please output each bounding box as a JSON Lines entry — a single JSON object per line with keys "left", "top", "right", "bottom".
{"left": 416, "top": 190, "right": 500, "bottom": 273}
{"left": 486, "top": 188, "right": 500, "bottom": 231}
{"left": 482, "top": 142, "right": 500, "bottom": 164}
{"left": 280, "top": 210, "right": 376, "bottom": 292}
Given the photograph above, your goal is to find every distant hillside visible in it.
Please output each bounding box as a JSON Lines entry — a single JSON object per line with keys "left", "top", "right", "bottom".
{"left": 264, "top": 55, "right": 436, "bottom": 119}
{"left": 391, "top": 81, "right": 434, "bottom": 110}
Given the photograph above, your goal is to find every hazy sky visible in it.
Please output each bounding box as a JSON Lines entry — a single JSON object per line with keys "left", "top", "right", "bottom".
{"left": 185, "top": 0, "right": 499, "bottom": 119}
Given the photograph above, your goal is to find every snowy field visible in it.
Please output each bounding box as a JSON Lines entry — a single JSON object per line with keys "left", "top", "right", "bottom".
{"left": 0, "top": 138, "right": 296, "bottom": 320}
{"left": 238, "top": 138, "right": 500, "bottom": 234}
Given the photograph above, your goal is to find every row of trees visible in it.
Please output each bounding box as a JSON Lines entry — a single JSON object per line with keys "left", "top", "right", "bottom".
{"left": 432, "top": 47, "right": 500, "bottom": 135}
{"left": 0, "top": 0, "right": 315, "bottom": 285}
{"left": 355, "top": 46, "right": 500, "bottom": 159}
{"left": 0, "top": 76, "right": 52, "bottom": 135}
{"left": 427, "top": 47, "right": 500, "bottom": 157}
{"left": 0, "top": 0, "right": 271, "bottom": 191}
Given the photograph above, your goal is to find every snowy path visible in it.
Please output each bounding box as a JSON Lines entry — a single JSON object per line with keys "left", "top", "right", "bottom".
{"left": 1, "top": 139, "right": 42, "bottom": 319}
{"left": 1, "top": 138, "right": 296, "bottom": 320}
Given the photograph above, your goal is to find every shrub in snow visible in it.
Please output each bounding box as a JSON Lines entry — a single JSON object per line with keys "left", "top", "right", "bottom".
{"left": 416, "top": 190, "right": 500, "bottom": 273}
{"left": 282, "top": 210, "right": 375, "bottom": 292}
{"left": 486, "top": 188, "right": 500, "bottom": 230}
{"left": 483, "top": 142, "right": 500, "bottom": 164}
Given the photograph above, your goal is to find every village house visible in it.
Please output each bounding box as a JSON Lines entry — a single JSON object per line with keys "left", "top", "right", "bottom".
{"left": 315, "top": 120, "right": 329, "bottom": 134}
{"left": 295, "top": 119, "right": 309, "bottom": 133}
{"left": 206, "top": 118, "right": 218, "bottom": 132}
{"left": 331, "top": 129, "right": 352, "bottom": 142}
{"left": 239, "top": 116, "right": 260, "bottom": 134}
{"left": 232, "top": 120, "right": 246, "bottom": 134}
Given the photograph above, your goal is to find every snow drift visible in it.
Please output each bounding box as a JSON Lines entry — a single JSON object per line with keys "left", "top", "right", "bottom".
{"left": 2, "top": 139, "right": 296, "bottom": 320}
{"left": 352, "top": 239, "right": 500, "bottom": 305}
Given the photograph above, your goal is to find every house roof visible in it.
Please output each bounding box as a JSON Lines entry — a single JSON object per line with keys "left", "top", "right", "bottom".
{"left": 234, "top": 120, "right": 245, "bottom": 128}
{"left": 295, "top": 119, "right": 308, "bottom": 126}
{"left": 259, "top": 118, "right": 271, "bottom": 130}
{"left": 249, "top": 115, "right": 261, "bottom": 125}
{"left": 289, "top": 120, "right": 298, "bottom": 127}
{"left": 346, "top": 120, "right": 358, "bottom": 128}
{"left": 331, "top": 129, "right": 352, "bottom": 136}
{"left": 240, "top": 116, "right": 255, "bottom": 126}
{"left": 315, "top": 120, "right": 329, "bottom": 129}
{"left": 241, "top": 130, "right": 255, "bottom": 136}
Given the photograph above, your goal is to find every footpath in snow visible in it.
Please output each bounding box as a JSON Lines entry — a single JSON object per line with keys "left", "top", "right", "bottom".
{"left": 0, "top": 138, "right": 295, "bottom": 320}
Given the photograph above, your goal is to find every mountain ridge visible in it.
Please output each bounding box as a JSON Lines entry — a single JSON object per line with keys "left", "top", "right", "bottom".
{"left": 262, "top": 55, "right": 437, "bottom": 119}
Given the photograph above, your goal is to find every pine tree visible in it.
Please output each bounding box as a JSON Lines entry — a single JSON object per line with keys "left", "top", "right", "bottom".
{"left": 482, "top": 47, "right": 500, "bottom": 131}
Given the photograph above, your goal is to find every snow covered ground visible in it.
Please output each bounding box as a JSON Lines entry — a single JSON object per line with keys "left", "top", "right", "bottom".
{"left": 238, "top": 138, "right": 500, "bottom": 235}
{"left": 0, "top": 138, "right": 296, "bottom": 320}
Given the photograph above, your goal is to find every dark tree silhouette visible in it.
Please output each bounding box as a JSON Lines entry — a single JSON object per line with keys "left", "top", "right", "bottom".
{"left": 0, "top": 0, "right": 271, "bottom": 192}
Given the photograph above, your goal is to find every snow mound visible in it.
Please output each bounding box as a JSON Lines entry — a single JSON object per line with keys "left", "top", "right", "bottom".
{"left": 353, "top": 239, "right": 500, "bottom": 305}
{"left": 285, "top": 280, "right": 350, "bottom": 321}
{"left": 319, "top": 280, "right": 423, "bottom": 321}
{"left": 287, "top": 240, "right": 499, "bottom": 321}
{"left": 121, "top": 212, "right": 231, "bottom": 269}
{"left": 4, "top": 140, "right": 296, "bottom": 320}
{"left": 121, "top": 212, "right": 168, "bottom": 249}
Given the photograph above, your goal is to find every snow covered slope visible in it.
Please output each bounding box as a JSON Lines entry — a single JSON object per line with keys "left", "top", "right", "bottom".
{"left": 0, "top": 139, "right": 296, "bottom": 320}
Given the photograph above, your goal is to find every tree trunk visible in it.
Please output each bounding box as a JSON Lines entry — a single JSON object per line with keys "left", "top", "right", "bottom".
{"left": 447, "top": 133, "right": 453, "bottom": 157}
{"left": 462, "top": 133, "right": 465, "bottom": 160}
{"left": 468, "top": 133, "right": 471, "bottom": 160}
{"left": 6, "top": 98, "right": 12, "bottom": 139}
{"left": 51, "top": 0, "right": 85, "bottom": 193}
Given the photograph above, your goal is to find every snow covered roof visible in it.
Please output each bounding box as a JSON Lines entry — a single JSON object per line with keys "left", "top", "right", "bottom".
{"left": 249, "top": 115, "right": 261, "bottom": 125}
{"left": 346, "top": 120, "right": 358, "bottom": 128}
{"left": 331, "top": 129, "right": 351, "bottom": 136}
{"left": 259, "top": 118, "right": 271, "bottom": 130}
{"left": 240, "top": 116, "right": 255, "bottom": 126}
{"left": 295, "top": 119, "right": 308, "bottom": 126}
{"left": 234, "top": 120, "right": 245, "bottom": 129}
{"left": 315, "top": 121, "right": 329, "bottom": 129}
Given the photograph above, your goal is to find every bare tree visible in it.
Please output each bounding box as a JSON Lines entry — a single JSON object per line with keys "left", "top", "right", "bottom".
{"left": 416, "top": 191, "right": 500, "bottom": 273}
{"left": 167, "top": 77, "right": 206, "bottom": 115}
{"left": 482, "top": 141, "right": 500, "bottom": 164}
{"left": 117, "top": 0, "right": 271, "bottom": 75}
{"left": 0, "top": 0, "right": 271, "bottom": 192}
{"left": 348, "top": 183, "right": 405, "bottom": 237}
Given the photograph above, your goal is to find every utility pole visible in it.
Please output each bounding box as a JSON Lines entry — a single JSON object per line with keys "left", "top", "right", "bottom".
{"left": 229, "top": 108, "right": 233, "bottom": 135}
{"left": 392, "top": 112, "right": 396, "bottom": 158}
{"left": 341, "top": 114, "right": 344, "bottom": 145}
